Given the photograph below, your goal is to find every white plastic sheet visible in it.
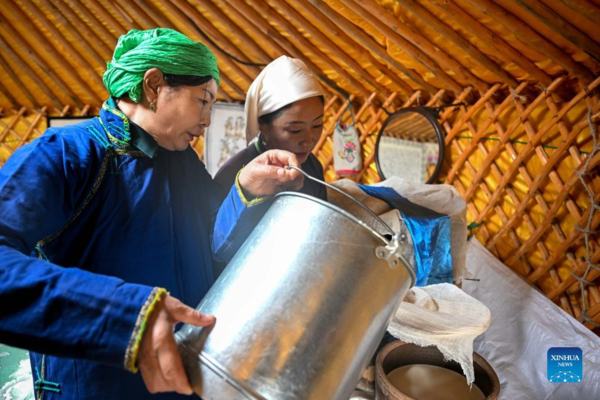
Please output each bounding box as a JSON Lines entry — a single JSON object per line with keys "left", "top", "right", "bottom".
{"left": 462, "top": 239, "right": 600, "bottom": 399}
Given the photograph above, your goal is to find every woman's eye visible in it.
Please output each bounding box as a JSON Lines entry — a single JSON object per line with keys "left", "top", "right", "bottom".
{"left": 313, "top": 124, "right": 323, "bottom": 129}
{"left": 289, "top": 130, "right": 301, "bottom": 134}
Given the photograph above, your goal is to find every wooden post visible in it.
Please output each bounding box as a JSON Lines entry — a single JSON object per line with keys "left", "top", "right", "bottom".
{"left": 307, "top": 0, "right": 437, "bottom": 94}
{"left": 463, "top": 0, "right": 595, "bottom": 83}
{"left": 0, "top": 53, "right": 40, "bottom": 109}
{"left": 271, "top": 0, "right": 392, "bottom": 96}
{"left": 169, "top": 0, "right": 262, "bottom": 76}
{"left": 194, "top": 0, "right": 273, "bottom": 63}
{"left": 63, "top": 0, "right": 118, "bottom": 47}
{"left": 394, "top": 0, "right": 520, "bottom": 88}
{"left": 295, "top": 0, "right": 416, "bottom": 94}
{"left": 16, "top": 0, "right": 106, "bottom": 90}
{"left": 428, "top": 0, "right": 553, "bottom": 87}
{"left": 514, "top": 0, "right": 600, "bottom": 62}
{"left": 557, "top": 0, "right": 600, "bottom": 26}
{"left": 244, "top": 0, "right": 374, "bottom": 97}
{"left": 0, "top": 36, "right": 64, "bottom": 109}
{"left": 81, "top": 0, "right": 127, "bottom": 36}
{"left": 221, "top": 0, "right": 355, "bottom": 98}
{"left": 1, "top": 0, "right": 104, "bottom": 104}
{"left": 131, "top": 0, "right": 252, "bottom": 95}
{"left": 48, "top": 0, "right": 113, "bottom": 61}
{"left": 343, "top": 0, "right": 468, "bottom": 93}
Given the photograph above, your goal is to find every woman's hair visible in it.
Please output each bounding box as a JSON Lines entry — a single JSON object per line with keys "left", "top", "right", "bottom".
{"left": 163, "top": 73, "right": 213, "bottom": 88}
{"left": 258, "top": 95, "right": 325, "bottom": 126}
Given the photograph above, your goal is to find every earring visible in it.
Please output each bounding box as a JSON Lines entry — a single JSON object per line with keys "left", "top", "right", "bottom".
{"left": 150, "top": 102, "right": 155, "bottom": 112}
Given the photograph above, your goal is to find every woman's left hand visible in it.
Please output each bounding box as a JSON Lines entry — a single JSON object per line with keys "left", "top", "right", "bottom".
{"left": 238, "top": 150, "right": 304, "bottom": 197}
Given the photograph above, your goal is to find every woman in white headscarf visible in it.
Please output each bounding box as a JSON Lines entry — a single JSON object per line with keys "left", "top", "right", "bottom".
{"left": 215, "top": 56, "right": 327, "bottom": 200}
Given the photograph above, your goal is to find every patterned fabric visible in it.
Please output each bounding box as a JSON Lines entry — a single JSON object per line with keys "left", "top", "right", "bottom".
{"left": 0, "top": 98, "right": 260, "bottom": 399}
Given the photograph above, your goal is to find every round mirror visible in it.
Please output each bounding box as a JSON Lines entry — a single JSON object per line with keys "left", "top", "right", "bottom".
{"left": 375, "top": 107, "right": 445, "bottom": 184}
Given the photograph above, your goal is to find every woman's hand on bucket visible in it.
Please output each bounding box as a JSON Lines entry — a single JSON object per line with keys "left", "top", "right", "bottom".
{"left": 239, "top": 150, "right": 304, "bottom": 196}
{"left": 138, "top": 295, "right": 215, "bottom": 395}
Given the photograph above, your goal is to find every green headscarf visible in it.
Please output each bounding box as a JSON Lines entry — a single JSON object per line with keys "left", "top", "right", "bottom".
{"left": 103, "top": 28, "right": 220, "bottom": 103}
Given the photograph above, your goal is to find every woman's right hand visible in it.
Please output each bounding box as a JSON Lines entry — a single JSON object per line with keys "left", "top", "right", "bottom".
{"left": 137, "top": 295, "right": 215, "bottom": 395}
{"left": 238, "top": 149, "right": 305, "bottom": 197}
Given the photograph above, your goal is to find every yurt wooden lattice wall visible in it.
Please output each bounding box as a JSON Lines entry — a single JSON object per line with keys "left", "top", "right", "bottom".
{"left": 0, "top": 0, "right": 599, "bottom": 333}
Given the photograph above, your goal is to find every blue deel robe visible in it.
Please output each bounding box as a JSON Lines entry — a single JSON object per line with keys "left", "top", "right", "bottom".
{"left": 0, "top": 98, "right": 269, "bottom": 399}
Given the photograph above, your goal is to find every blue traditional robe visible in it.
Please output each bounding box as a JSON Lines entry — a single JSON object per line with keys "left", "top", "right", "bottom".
{"left": 0, "top": 98, "right": 265, "bottom": 399}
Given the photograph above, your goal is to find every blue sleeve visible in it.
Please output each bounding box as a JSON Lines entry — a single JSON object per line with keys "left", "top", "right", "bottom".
{"left": 0, "top": 130, "right": 153, "bottom": 368}
{"left": 211, "top": 182, "right": 271, "bottom": 263}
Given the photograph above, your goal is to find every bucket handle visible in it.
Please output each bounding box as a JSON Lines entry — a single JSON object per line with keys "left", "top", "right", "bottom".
{"left": 286, "top": 166, "right": 395, "bottom": 236}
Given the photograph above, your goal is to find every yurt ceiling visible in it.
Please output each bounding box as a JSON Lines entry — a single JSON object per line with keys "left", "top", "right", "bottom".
{"left": 1, "top": 1, "right": 600, "bottom": 334}
{"left": 0, "top": 0, "right": 598, "bottom": 111}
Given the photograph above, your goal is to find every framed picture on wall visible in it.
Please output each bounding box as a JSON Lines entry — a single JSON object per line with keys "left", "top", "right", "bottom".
{"left": 203, "top": 102, "right": 246, "bottom": 177}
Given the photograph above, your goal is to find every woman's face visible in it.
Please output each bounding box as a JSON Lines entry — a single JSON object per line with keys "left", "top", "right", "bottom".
{"left": 150, "top": 78, "right": 218, "bottom": 151}
{"left": 260, "top": 97, "right": 324, "bottom": 163}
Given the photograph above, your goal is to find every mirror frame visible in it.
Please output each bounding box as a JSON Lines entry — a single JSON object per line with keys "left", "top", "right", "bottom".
{"left": 375, "top": 107, "right": 446, "bottom": 184}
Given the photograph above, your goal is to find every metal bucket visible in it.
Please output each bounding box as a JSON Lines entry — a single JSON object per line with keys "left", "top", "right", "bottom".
{"left": 176, "top": 191, "right": 416, "bottom": 400}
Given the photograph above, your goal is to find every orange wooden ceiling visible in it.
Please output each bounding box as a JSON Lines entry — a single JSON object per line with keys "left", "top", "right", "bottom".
{"left": 0, "top": 0, "right": 598, "bottom": 114}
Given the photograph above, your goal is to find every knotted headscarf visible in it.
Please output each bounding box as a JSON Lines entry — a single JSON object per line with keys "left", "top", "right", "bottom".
{"left": 245, "top": 56, "right": 324, "bottom": 143}
{"left": 103, "top": 28, "right": 220, "bottom": 103}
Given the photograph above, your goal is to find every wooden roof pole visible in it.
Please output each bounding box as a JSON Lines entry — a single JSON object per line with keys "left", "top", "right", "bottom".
{"left": 221, "top": 0, "right": 355, "bottom": 98}
{"left": 49, "top": 0, "right": 114, "bottom": 61}
{"left": 557, "top": 0, "right": 600, "bottom": 26}
{"left": 428, "top": 0, "right": 553, "bottom": 87}
{"left": 0, "top": 18, "right": 83, "bottom": 107}
{"left": 0, "top": 36, "right": 63, "bottom": 109}
{"left": 245, "top": 0, "right": 374, "bottom": 97}
{"left": 16, "top": 0, "right": 105, "bottom": 90}
{"left": 342, "top": 0, "right": 467, "bottom": 93}
{"left": 111, "top": 1, "right": 142, "bottom": 31}
{"left": 394, "top": 0, "right": 519, "bottom": 88}
{"left": 0, "top": 82, "right": 19, "bottom": 109}
{"left": 514, "top": 0, "right": 600, "bottom": 62}
{"left": 2, "top": 1, "right": 104, "bottom": 104}
{"left": 295, "top": 0, "right": 412, "bottom": 93}
{"left": 128, "top": 0, "right": 253, "bottom": 95}
{"left": 295, "top": 0, "right": 416, "bottom": 94}
{"left": 193, "top": 0, "right": 273, "bottom": 63}
{"left": 348, "top": 0, "right": 488, "bottom": 91}
{"left": 63, "top": 0, "right": 118, "bottom": 48}
{"left": 307, "top": 0, "right": 436, "bottom": 94}
{"left": 0, "top": 54, "right": 40, "bottom": 109}
{"left": 270, "top": 0, "right": 391, "bottom": 97}
{"left": 27, "top": 0, "right": 107, "bottom": 67}
{"left": 462, "top": 0, "right": 596, "bottom": 83}
{"left": 170, "top": 0, "right": 262, "bottom": 76}
{"left": 115, "top": 0, "right": 159, "bottom": 29}
{"left": 109, "top": 0, "right": 242, "bottom": 100}
{"left": 81, "top": 0, "right": 128, "bottom": 36}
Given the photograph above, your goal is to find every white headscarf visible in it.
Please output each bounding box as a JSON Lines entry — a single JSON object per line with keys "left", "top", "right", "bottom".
{"left": 245, "top": 56, "right": 325, "bottom": 143}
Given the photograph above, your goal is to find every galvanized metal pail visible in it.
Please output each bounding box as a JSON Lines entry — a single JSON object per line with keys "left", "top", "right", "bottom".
{"left": 176, "top": 192, "right": 415, "bottom": 400}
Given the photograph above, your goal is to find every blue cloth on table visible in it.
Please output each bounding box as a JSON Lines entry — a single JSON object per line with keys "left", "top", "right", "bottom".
{"left": 359, "top": 185, "right": 453, "bottom": 286}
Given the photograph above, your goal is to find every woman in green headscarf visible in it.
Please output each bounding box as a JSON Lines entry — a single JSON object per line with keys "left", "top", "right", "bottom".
{"left": 0, "top": 28, "right": 303, "bottom": 399}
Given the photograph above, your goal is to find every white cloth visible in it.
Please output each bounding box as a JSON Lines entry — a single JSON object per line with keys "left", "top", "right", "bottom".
{"left": 387, "top": 283, "right": 492, "bottom": 386}
{"left": 245, "top": 56, "right": 325, "bottom": 143}
{"left": 463, "top": 239, "right": 600, "bottom": 400}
